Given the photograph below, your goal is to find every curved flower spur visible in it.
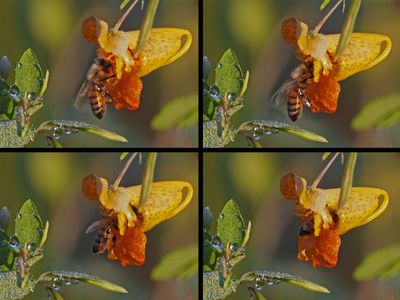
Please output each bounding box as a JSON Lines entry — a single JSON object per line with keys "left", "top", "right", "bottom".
{"left": 280, "top": 172, "right": 388, "bottom": 268}
{"left": 82, "top": 156, "right": 193, "bottom": 267}
{"left": 76, "top": 0, "right": 192, "bottom": 118}
{"left": 277, "top": 15, "right": 391, "bottom": 120}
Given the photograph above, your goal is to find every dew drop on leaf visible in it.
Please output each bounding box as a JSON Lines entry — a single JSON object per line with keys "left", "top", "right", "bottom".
{"left": 28, "top": 243, "right": 36, "bottom": 252}
{"left": 216, "top": 63, "right": 222, "bottom": 69}
{"left": 218, "top": 213, "right": 224, "bottom": 220}
{"left": 27, "top": 92, "right": 36, "bottom": 102}
{"left": 9, "top": 235, "right": 20, "bottom": 249}
{"left": 16, "top": 62, "right": 22, "bottom": 69}
{"left": 227, "top": 92, "right": 236, "bottom": 102}
{"left": 211, "top": 235, "right": 223, "bottom": 249}
{"left": 209, "top": 85, "right": 220, "bottom": 99}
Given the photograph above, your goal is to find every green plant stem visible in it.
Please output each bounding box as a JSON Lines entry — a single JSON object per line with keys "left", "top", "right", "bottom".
{"left": 338, "top": 152, "right": 357, "bottom": 209}
{"left": 313, "top": 0, "right": 344, "bottom": 34}
{"left": 139, "top": 152, "right": 157, "bottom": 208}
{"left": 311, "top": 152, "right": 340, "bottom": 190}
{"left": 112, "top": 152, "right": 140, "bottom": 190}
{"left": 134, "top": 0, "right": 159, "bottom": 58}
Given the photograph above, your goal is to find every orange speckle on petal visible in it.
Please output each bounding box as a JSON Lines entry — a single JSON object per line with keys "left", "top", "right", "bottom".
{"left": 82, "top": 174, "right": 100, "bottom": 201}
{"left": 82, "top": 16, "right": 99, "bottom": 44}
{"left": 297, "top": 228, "right": 341, "bottom": 268}
{"left": 112, "top": 226, "right": 147, "bottom": 267}
{"left": 305, "top": 74, "right": 341, "bottom": 113}
{"left": 282, "top": 17, "right": 299, "bottom": 45}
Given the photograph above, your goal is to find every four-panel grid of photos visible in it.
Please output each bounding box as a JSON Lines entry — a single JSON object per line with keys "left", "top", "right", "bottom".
{"left": 1, "top": 0, "right": 400, "bottom": 300}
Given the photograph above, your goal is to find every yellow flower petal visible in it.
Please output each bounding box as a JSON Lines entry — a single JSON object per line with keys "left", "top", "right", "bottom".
{"left": 326, "top": 33, "right": 392, "bottom": 81}
{"left": 96, "top": 21, "right": 192, "bottom": 79}
{"left": 124, "top": 181, "right": 193, "bottom": 232}
{"left": 125, "top": 28, "right": 192, "bottom": 77}
{"left": 322, "top": 187, "right": 389, "bottom": 235}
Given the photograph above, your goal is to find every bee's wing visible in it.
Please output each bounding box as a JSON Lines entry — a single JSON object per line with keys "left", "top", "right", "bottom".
{"left": 86, "top": 219, "right": 109, "bottom": 234}
{"left": 270, "top": 79, "right": 292, "bottom": 107}
{"left": 74, "top": 80, "right": 91, "bottom": 110}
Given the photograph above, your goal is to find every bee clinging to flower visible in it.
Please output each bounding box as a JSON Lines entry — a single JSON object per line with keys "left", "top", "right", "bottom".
{"left": 82, "top": 166, "right": 193, "bottom": 267}
{"left": 274, "top": 16, "right": 392, "bottom": 121}
{"left": 76, "top": 2, "right": 192, "bottom": 119}
{"left": 280, "top": 172, "right": 389, "bottom": 268}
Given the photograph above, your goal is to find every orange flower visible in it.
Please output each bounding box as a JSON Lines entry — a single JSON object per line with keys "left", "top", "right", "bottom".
{"left": 80, "top": 16, "right": 192, "bottom": 112}
{"left": 281, "top": 172, "right": 389, "bottom": 268}
{"left": 280, "top": 17, "right": 391, "bottom": 117}
{"left": 82, "top": 174, "right": 193, "bottom": 267}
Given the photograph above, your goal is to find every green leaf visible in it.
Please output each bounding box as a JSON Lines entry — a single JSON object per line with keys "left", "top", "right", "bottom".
{"left": 353, "top": 243, "right": 400, "bottom": 281}
{"left": 252, "top": 289, "right": 267, "bottom": 300}
{"left": 241, "top": 221, "right": 251, "bottom": 248}
{"left": 15, "top": 199, "right": 43, "bottom": 246}
{"left": 151, "top": 94, "right": 198, "bottom": 130}
{"left": 38, "top": 220, "right": 49, "bottom": 249}
{"left": 15, "top": 49, "right": 43, "bottom": 95}
{"left": 0, "top": 121, "right": 35, "bottom": 147}
{"left": 203, "top": 231, "right": 217, "bottom": 271}
{"left": 0, "top": 91, "right": 17, "bottom": 121}
{"left": 120, "top": 152, "right": 129, "bottom": 160}
{"left": 215, "top": 49, "right": 243, "bottom": 95}
{"left": 47, "top": 288, "right": 65, "bottom": 300}
{"left": 320, "top": 0, "right": 332, "bottom": 10}
{"left": 151, "top": 244, "right": 198, "bottom": 281}
{"left": 239, "top": 70, "right": 250, "bottom": 97}
{"left": 39, "top": 70, "right": 50, "bottom": 97}
{"left": 203, "top": 271, "right": 238, "bottom": 300}
{"left": 335, "top": 0, "right": 362, "bottom": 59}
{"left": 37, "top": 120, "right": 128, "bottom": 142}
{"left": 237, "top": 120, "right": 328, "bottom": 143}
{"left": 351, "top": 94, "right": 400, "bottom": 130}
{"left": 322, "top": 152, "right": 331, "bottom": 161}
{"left": 338, "top": 153, "right": 357, "bottom": 209}
{"left": 0, "top": 231, "right": 15, "bottom": 271}
{"left": 37, "top": 270, "right": 128, "bottom": 293}
{"left": 240, "top": 271, "right": 330, "bottom": 293}
{"left": 0, "top": 271, "right": 35, "bottom": 299}
{"left": 120, "top": 0, "right": 131, "bottom": 10}
{"left": 203, "top": 120, "right": 237, "bottom": 148}
{"left": 217, "top": 199, "right": 245, "bottom": 246}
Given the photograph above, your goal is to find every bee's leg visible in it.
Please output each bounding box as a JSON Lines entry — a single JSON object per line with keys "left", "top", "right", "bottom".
{"left": 297, "top": 88, "right": 311, "bottom": 108}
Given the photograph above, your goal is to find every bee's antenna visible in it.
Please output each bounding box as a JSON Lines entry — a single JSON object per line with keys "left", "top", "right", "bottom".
{"left": 113, "top": 0, "right": 142, "bottom": 32}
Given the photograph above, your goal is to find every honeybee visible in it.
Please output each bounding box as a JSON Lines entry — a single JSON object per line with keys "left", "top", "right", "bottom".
{"left": 273, "top": 63, "right": 313, "bottom": 121}
{"left": 86, "top": 218, "right": 118, "bottom": 254}
{"left": 75, "top": 52, "right": 117, "bottom": 119}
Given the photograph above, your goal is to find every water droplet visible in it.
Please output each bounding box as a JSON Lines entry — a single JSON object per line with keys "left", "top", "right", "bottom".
{"left": 16, "top": 213, "right": 22, "bottom": 219}
{"left": 27, "top": 92, "right": 36, "bottom": 102}
{"left": 227, "top": 92, "right": 236, "bottom": 102}
{"left": 216, "top": 63, "right": 222, "bottom": 69}
{"left": 211, "top": 235, "right": 223, "bottom": 249}
{"left": 218, "top": 213, "right": 224, "bottom": 220}
{"left": 9, "top": 84, "right": 20, "bottom": 98}
{"left": 28, "top": 243, "right": 36, "bottom": 252}
{"left": 255, "top": 282, "right": 263, "bottom": 291}
{"left": 52, "top": 278, "right": 63, "bottom": 291}
{"left": 64, "top": 129, "right": 72, "bottom": 135}
{"left": 229, "top": 242, "right": 239, "bottom": 252}
{"left": 209, "top": 85, "right": 220, "bottom": 99}
{"left": 265, "top": 130, "right": 273, "bottom": 136}
{"left": 253, "top": 132, "right": 261, "bottom": 141}
{"left": 9, "top": 235, "right": 20, "bottom": 249}
{"left": 64, "top": 280, "right": 72, "bottom": 286}
{"left": 52, "top": 132, "right": 61, "bottom": 140}
{"left": 16, "top": 62, "right": 22, "bottom": 69}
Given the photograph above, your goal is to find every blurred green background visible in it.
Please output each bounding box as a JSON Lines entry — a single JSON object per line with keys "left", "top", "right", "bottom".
{"left": 204, "top": 152, "right": 400, "bottom": 299}
{"left": 1, "top": 0, "right": 198, "bottom": 147}
{"left": 204, "top": 0, "right": 400, "bottom": 147}
{"left": 0, "top": 152, "right": 198, "bottom": 299}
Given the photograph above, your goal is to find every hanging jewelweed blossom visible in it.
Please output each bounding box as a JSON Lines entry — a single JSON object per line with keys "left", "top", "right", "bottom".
{"left": 76, "top": 15, "right": 192, "bottom": 118}
{"left": 280, "top": 172, "right": 389, "bottom": 268}
{"left": 82, "top": 174, "right": 193, "bottom": 267}
{"left": 278, "top": 17, "right": 392, "bottom": 120}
